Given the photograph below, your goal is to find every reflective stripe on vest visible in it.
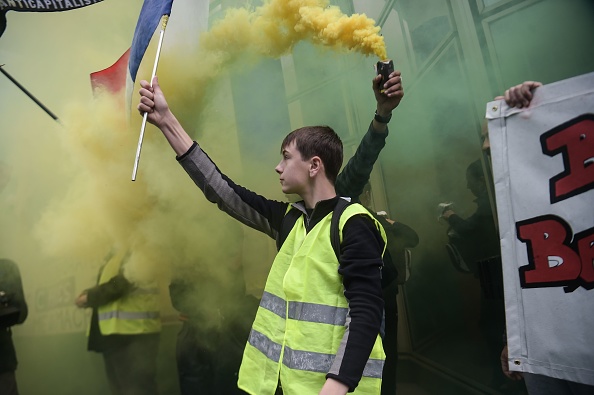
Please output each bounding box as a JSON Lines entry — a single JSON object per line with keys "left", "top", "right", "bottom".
{"left": 260, "top": 291, "right": 348, "bottom": 326}
{"left": 95, "top": 251, "right": 161, "bottom": 335}
{"left": 248, "top": 328, "right": 384, "bottom": 378}
{"left": 238, "top": 203, "right": 387, "bottom": 395}
{"left": 98, "top": 310, "right": 160, "bottom": 321}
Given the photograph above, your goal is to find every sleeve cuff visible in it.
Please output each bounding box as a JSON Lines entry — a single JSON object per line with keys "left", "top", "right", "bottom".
{"left": 325, "top": 374, "right": 356, "bottom": 393}
{"left": 368, "top": 121, "right": 389, "bottom": 138}
{"left": 176, "top": 141, "right": 198, "bottom": 161}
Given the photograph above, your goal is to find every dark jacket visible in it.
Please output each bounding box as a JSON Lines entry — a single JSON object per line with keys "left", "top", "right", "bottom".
{"left": 446, "top": 193, "right": 500, "bottom": 269}
{"left": 84, "top": 273, "right": 133, "bottom": 352}
{"left": 335, "top": 122, "right": 388, "bottom": 200}
{"left": 0, "top": 259, "right": 28, "bottom": 373}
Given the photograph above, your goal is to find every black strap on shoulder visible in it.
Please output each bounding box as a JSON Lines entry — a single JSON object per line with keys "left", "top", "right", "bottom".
{"left": 276, "top": 198, "right": 352, "bottom": 255}
{"left": 330, "top": 198, "right": 352, "bottom": 259}
{"left": 276, "top": 207, "right": 302, "bottom": 251}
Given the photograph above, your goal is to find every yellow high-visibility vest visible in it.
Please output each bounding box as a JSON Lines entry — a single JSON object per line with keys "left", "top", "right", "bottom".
{"left": 96, "top": 251, "right": 161, "bottom": 335}
{"left": 238, "top": 203, "right": 386, "bottom": 395}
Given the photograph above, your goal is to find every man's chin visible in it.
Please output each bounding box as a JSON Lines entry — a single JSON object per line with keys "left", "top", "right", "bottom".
{"left": 284, "top": 193, "right": 300, "bottom": 203}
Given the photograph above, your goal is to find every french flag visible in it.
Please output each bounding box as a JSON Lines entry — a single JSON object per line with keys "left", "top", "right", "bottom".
{"left": 91, "top": 0, "right": 173, "bottom": 108}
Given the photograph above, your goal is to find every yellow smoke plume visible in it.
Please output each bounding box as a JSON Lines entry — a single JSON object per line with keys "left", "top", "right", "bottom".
{"left": 33, "top": 0, "right": 386, "bottom": 287}
{"left": 164, "top": 0, "right": 387, "bottom": 126}
{"left": 201, "top": 0, "right": 387, "bottom": 62}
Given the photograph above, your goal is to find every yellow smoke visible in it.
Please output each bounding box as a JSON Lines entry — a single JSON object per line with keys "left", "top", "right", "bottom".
{"left": 32, "top": 0, "right": 386, "bottom": 288}
{"left": 201, "top": 0, "right": 387, "bottom": 62}
{"left": 163, "top": 0, "right": 387, "bottom": 132}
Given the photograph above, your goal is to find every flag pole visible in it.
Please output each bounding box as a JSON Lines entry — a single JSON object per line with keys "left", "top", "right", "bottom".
{"left": 0, "top": 64, "right": 60, "bottom": 123}
{"left": 131, "top": 15, "right": 169, "bottom": 181}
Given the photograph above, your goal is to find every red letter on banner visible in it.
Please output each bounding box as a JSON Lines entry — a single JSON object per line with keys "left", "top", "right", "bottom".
{"left": 517, "top": 216, "right": 581, "bottom": 286}
{"left": 541, "top": 114, "right": 594, "bottom": 203}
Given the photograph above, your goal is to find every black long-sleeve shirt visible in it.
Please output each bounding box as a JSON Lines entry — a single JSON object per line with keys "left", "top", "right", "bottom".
{"left": 446, "top": 193, "right": 500, "bottom": 262}
{"left": 335, "top": 122, "right": 388, "bottom": 201}
{"left": 177, "top": 140, "right": 385, "bottom": 391}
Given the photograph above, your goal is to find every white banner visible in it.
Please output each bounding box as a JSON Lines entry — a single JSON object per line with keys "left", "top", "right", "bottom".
{"left": 487, "top": 71, "right": 594, "bottom": 386}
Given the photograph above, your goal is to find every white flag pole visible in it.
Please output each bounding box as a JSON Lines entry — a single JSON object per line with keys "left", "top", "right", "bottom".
{"left": 132, "top": 15, "right": 170, "bottom": 181}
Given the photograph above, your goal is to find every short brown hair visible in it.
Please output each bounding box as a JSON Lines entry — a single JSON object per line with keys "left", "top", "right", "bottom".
{"left": 281, "top": 126, "right": 343, "bottom": 184}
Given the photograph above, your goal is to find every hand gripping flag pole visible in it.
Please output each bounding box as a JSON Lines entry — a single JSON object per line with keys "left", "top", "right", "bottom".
{"left": 132, "top": 15, "right": 169, "bottom": 181}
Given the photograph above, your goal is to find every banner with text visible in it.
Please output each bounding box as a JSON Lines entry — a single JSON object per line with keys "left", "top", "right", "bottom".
{"left": 0, "top": 0, "right": 104, "bottom": 37}
{"left": 487, "top": 71, "right": 594, "bottom": 386}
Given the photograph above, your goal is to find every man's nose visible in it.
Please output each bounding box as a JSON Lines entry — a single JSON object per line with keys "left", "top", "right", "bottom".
{"left": 275, "top": 163, "right": 282, "bottom": 174}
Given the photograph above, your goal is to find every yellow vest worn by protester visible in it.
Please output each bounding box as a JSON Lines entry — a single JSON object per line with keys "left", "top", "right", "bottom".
{"left": 96, "top": 251, "right": 161, "bottom": 335}
{"left": 238, "top": 203, "right": 387, "bottom": 395}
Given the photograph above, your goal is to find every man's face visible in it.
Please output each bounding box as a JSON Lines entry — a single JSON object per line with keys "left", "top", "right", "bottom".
{"left": 466, "top": 171, "right": 485, "bottom": 197}
{"left": 275, "top": 141, "right": 310, "bottom": 196}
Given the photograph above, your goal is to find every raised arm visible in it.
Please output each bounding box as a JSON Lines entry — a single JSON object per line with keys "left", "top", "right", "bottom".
{"left": 138, "top": 77, "right": 194, "bottom": 156}
{"left": 372, "top": 70, "right": 404, "bottom": 133}
{"left": 335, "top": 71, "right": 404, "bottom": 200}
{"left": 137, "top": 77, "right": 288, "bottom": 238}
{"left": 76, "top": 274, "right": 133, "bottom": 308}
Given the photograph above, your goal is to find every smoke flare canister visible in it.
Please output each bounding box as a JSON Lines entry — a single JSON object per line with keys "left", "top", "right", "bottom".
{"left": 375, "top": 60, "right": 394, "bottom": 93}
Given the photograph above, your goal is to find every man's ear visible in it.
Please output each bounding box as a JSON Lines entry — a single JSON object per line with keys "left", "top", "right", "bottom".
{"left": 309, "top": 156, "right": 323, "bottom": 178}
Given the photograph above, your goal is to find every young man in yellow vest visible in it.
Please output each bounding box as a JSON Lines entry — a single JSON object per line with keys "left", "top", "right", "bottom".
{"left": 137, "top": 69, "right": 402, "bottom": 394}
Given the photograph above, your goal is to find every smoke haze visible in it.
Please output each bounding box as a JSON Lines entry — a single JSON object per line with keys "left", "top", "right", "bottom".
{"left": 1, "top": 0, "right": 593, "bottom": 394}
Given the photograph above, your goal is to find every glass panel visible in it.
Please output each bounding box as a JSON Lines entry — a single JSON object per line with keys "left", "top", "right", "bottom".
{"left": 290, "top": 42, "right": 371, "bottom": 140}
{"left": 353, "top": 0, "right": 388, "bottom": 20}
{"left": 387, "top": 0, "right": 594, "bottom": 393}
{"left": 396, "top": 0, "right": 453, "bottom": 67}
{"left": 483, "top": 0, "right": 505, "bottom": 7}
{"left": 485, "top": 0, "right": 594, "bottom": 89}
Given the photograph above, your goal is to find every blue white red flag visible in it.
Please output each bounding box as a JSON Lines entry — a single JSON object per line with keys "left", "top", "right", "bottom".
{"left": 89, "top": 0, "right": 173, "bottom": 108}
{"left": 90, "top": 48, "right": 131, "bottom": 105}
{"left": 126, "top": 0, "right": 173, "bottom": 106}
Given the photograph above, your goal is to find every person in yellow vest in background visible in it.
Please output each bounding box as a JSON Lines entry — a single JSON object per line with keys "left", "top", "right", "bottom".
{"left": 136, "top": 67, "right": 402, "bottom": 394}
{"left": 75, "top": 250, "right": 161, "bottom": 395}
{"left": 0, "top": 259, "right": 28, "bottom": 395}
